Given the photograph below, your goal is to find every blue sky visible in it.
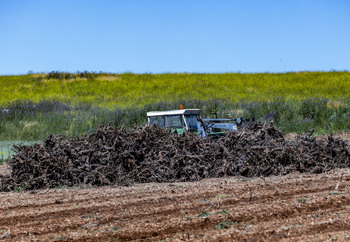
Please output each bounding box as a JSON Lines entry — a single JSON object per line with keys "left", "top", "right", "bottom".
{"left": 0, "top": 0, "right": 349, "bottom": 74}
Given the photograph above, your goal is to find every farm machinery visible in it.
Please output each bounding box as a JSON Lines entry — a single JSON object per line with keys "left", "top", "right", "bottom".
{"left": 147, "top": 108, "right": 254, "bottom": 137}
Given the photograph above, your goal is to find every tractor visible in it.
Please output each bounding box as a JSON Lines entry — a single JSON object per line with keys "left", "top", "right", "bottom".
{"left": 147, "top": 108, "right": 253, "bottom": 137}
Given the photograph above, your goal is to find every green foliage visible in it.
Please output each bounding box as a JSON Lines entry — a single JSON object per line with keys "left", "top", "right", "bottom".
{"left": 54, "top": 185, "right": 71, "bottom": 190}
{"left": 198, "top": 211, "right": 211, "bottom": 217}
{"left": 81, "top": 214, "right": 94, "bottom": 219}
{"left": 1, "top": 71, "right": 350, "bottom": 144}
{"left": 0, "top": 151, "right": 7, "bottom": 165}
{"left": 214, "top": 220, "right": 237, "bottom": 229}
{"left": 329, "top": 192, "right": 340, "bottom": 195}
{"left": 1, "top": 97, "right": 350, "bottom": 142}
{"left": 112, "top": 226, "right": 118, "bottom": 231}
{"left": 13, "top": 186, "right": 24, "bottom": 193}
{"left": 45, "top": 71, "right": 99, "bottom": 80}
{"left": 1, "top": 71, "right": 350, "bottom": 108}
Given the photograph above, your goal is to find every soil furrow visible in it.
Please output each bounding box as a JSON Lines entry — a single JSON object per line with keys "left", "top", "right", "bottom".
{"left": 1, "top": 170, "right": 350, "bottom": 241}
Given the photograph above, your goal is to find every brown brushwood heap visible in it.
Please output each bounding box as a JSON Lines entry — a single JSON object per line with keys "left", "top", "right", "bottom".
{"left": 1, "top": 122, "right": 349, "bottom": 191}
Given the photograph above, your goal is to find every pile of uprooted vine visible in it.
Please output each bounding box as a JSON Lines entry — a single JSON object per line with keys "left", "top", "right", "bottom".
{"left": 1, "top": 122, "right": 349, "bottom": 191}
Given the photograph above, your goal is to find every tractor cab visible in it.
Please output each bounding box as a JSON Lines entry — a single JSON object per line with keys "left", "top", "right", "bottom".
{"left": 147, "top": 109, "right": 207, "bottom": 137}
{"left": 147, "top": 108, "right": 250, "bottom": 137}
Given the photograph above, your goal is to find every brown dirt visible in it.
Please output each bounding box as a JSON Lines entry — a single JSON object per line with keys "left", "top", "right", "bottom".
{"left": 331, "top": 131, "right": 350, "bottom": 142}
{"left": 1, "top": 168, "right": 350, "bottom": 241}
{"left": 0, "top": 164, "right": 10, "bottom": 176}
{"left": 285, "top": 130, "right": 350, "bottom": 143}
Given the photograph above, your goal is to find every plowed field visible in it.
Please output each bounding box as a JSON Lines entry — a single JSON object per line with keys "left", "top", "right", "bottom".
{"left": 1, "top": 167, "right": 350, "bottom": 241}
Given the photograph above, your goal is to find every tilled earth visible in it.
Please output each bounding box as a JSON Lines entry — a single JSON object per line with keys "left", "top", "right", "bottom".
{"left": 1, "top": 168, "right": 350, "bottom": 241}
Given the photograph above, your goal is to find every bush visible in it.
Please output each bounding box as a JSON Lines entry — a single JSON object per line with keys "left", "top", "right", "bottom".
{"left": 1, "top": 98, "right": 350, "bottom": 141}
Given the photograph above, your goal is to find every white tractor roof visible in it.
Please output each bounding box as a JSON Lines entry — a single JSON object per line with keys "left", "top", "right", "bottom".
{"left": 147, "top": 109, "right": 201, "bottom": 117}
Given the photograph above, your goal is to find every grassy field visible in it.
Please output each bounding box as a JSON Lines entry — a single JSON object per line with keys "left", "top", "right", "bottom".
{"left": 1, "top": 71, "right": 350, "bottom": 108}
{"left": 1, "top": 71, "right": 350, "bottom": 155}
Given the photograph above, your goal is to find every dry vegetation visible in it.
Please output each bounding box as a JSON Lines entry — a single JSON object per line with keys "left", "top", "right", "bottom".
{"left": 1, "top": 125, "right": 350, "bottom": 240}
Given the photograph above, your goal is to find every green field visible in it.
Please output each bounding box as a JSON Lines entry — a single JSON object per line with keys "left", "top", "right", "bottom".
{"left": 1, "top": 71, "right": 350, "bottom": 108}
{"left": 1, "top": 71, "right": 350, "bottom": 162}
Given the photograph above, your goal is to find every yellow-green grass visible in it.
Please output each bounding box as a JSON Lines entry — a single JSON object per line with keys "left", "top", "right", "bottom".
{"left": 1, "top": 71, "right": 349, "bottom": 108}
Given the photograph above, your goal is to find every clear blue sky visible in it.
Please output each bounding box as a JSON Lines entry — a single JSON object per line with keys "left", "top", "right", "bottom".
{"left": 0, "top": 0, "right": 349, "bottom": 74}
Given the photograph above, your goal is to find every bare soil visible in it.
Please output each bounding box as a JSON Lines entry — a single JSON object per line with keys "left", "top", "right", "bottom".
{"left": 330, "top": 131, "right": 350, "bottom": 142}
{"left": 1, "top": 168, "right": 350, "bottom": 241}
{"left": 285, "top": 130, "right": 350, "bottom": 142}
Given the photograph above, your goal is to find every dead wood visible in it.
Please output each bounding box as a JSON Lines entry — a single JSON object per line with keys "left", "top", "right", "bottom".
{"left": 1, "top": 122, "right": 349, "bottom": 191}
